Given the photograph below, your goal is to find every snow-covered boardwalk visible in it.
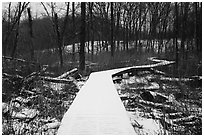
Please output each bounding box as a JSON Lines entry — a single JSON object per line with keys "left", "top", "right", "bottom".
{"left": 57, "top": 70, "right": 136, "bottom": 135}
{"left": 57, "top": 58, "right": 174, "bottom": 134}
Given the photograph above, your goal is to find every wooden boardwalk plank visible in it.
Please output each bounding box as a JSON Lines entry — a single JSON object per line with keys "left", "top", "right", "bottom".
{"left": 57, "top": 71, "right": 136, "bottom": 135}
{"left": 57, "top": 59, "right": 174, "bottom": 135}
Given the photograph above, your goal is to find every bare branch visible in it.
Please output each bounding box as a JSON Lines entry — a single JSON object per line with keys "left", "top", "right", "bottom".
{"left": 41, "top": 2, "right": 50, "bottom": 17}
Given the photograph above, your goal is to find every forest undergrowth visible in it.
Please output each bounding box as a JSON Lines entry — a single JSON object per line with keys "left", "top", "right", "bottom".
{"left": 113, "top": 62, "right": 202, "bottom": 135}
{"left": 2, "top": 49, "right": 202, "bottom": 135}
{"left": 2, "top": 57, "right": 86, "bottom": 135}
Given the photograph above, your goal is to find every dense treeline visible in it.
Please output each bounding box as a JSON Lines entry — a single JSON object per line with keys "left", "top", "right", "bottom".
{"left": 2, "top": 2, "right": 202, "bottom": 69}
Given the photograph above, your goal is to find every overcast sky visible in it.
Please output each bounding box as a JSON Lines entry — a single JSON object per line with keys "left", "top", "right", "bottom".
{"left": 2, "top": 2, "right": 68, "bottom": 19}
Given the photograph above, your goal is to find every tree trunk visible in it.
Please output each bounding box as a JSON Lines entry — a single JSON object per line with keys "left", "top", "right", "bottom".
{"left": 125, "top": 22, "right": 129, "bottom": 51}
{"left": 27, "top": 7, "right": 35, "bottom": 61}
{"left": 72, "top": 2, "right": 75, "bottom": 61}
{"left": 138, "top": 2, "right": 142, "bottom": 48}
{"left": 194, "top": 2, "right": 199, "bottom": 55}
{"left": 11, "top": 2, "right": 22, "bottom": 58}
{"left": 87, "top": 9, "right": 90, "bottom": 54}
{"left": 3, "top": 2, "right": 11, "bottom": 56}
{"left": 110, "top": 2, "right": 114, "bottom": 57}
{"left": 116, "top": 5, "right": 120, "bottom": 51}
{"left": 198, "top": 3, "right": 202, "bottom": 56}
{"left": 5, "top": 2, "right": 30, "bottom": 56}
{"left": 134, "top": 19, "right": 138, "bottom": 51}
{"left": 180, "top": 3, "right": 188, "bottom": 60}
{"left": 89, "top": 3, "right": 94, "bottom": 59}
{"left": 174, "top": 2, "right": 179, "bottom": 68}
{"left": 54, "top": 2, "right": 69, "bottom": 68}
{"left": 54, "top": 13, "right": 63, "bottom": 68}
{"left": 79, "top": 2, "right": 86, "bottom": 72}
{"left": 10, "top": 19, "right": 20, "bottom": 58}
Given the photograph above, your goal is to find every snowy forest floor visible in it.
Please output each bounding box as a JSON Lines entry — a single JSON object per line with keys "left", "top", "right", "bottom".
{"left": 2, "top": 55, "right": 202, "bottom": 135}
{"left": 113, "top": 65, "right": 202, "bottom": 135}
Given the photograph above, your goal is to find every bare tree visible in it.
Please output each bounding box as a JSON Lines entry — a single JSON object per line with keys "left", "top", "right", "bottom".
{"left": 2, "top": 2, "right": 11, "bottom": 56}
{"left": 180, "top": 2, "right": 189, "bottom": 59}
{"left": 110, "top": 2, "right": 114, "bottom": 57}
{"left": 194, "top": 2, "right": 198, "bottom": 53}
{"left": 174, "top": 2, "right": 179, "bottom": 66}
{"left": 10, "top": 2, "right": 30, "bottom": 58}
{"left": 88, "top": 2, "right": 94, "bottom": 59}
{"left": 27, "top": 7, "right": 34, "bottom": 61}
{"left": 115, "top": 3, "right": 122, "bottom": 50}
{"left": 72, "top": 2, "right": 76, "bottom": 61}
{"left": 193, "top": 2, "right": 201, "bottom": 56}
{"left": 122, "top": 6, "right": 127, "bottom": 50}
{"left": 2, "top": 2, "right": 29, "bottom": 57}
{"left": 79, "top": 2, "right": 86, "bottom": 71}
{"left": 41, "top": 2, "right": 70, "bottom": 68}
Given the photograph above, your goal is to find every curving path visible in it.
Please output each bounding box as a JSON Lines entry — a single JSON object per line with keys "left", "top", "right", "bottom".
{"left": 57, "top": 58, "right": 174, "bottom": 135}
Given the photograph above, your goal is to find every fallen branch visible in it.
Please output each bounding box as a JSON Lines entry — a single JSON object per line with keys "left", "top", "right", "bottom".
{"left": 11, "top": 108, "right": 39, "bottom": 120}
{"left": 2, "top": 102, "right": 9, "bottom": 114}
{"left": 56, "top": 68, "right": 78, "bottom": 79}
{"left": 3, "top": 56, "right": 38, "bottom": 65}
{"left": 40, "top": 76, "right": 73, "bottom": 84}
{"left": 182, "top": 99, "right": 202, "bottom": 107}
{"left": 21, "top": 89, "right": 36, "bottom": 95}
{"left": 155, "top": 75, "right": 202, "bottom": 86}
{"left": 159, "top": 118, "right": 178, "bottom": 130}
{"left": 3, "top": 73, "right": 23, "bottom": 80}
{"left": 166, "top": 112, "right": 185, "bottom": 119}
{"left": 148, "top": 57, "right": 172, "bottom": 63}
{"left": 172, "top": 115, "right": 199, "bottom": 124}
{"left": 24, "top": 65, "right": 48, "bottom": 79}
{"left": 180, "top": 120, "right": 201, "bottom": 126}
{"left": 138, "top": 99, "right": 179, "bottom": 113}
{"left": 42, "top": 121, "right": 61, "bottom": 130}
{"left": 21, "top": 65, "right": 48, "bottom": 89}
{"left": 150, "top": 68, "right": 166, "bottom": 75}
{"left": 160, "top": 77, "right": 193, "bottom": 82}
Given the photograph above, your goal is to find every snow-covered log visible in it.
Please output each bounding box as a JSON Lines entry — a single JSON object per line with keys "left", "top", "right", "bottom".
{"left": 3, "top": 73, "right": 23, "bottom": 80}
{"left": 166, "top": 112, "right": 185, "bottom": 119}
{"left": 40, "top": 76, "right": 73, "bottom": 84}
{"left": 155, "top": 75, "right": 202, "bottom": 88}
{"left": 42, "top": 122, "right": 61, "bottom": 130}
{"left": 172, "top": 115, "right": 200, "bottom": 124}
{"left": 148, "top": 57, "right": 173, "bottom": 63}
{"left": 56, "top": 68, "right": 78, "bottom": 79}
{"left": 2, "top": 102, "right": 9, "bottom": 114}
{"left": 150, "top": 68, "right": 166, "bottom": 75}
{"left": 3, "top": 56, "right": 38, "bottom": 64}
{"left": 11, "top": 108, "right": 39, "bottom": 120}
